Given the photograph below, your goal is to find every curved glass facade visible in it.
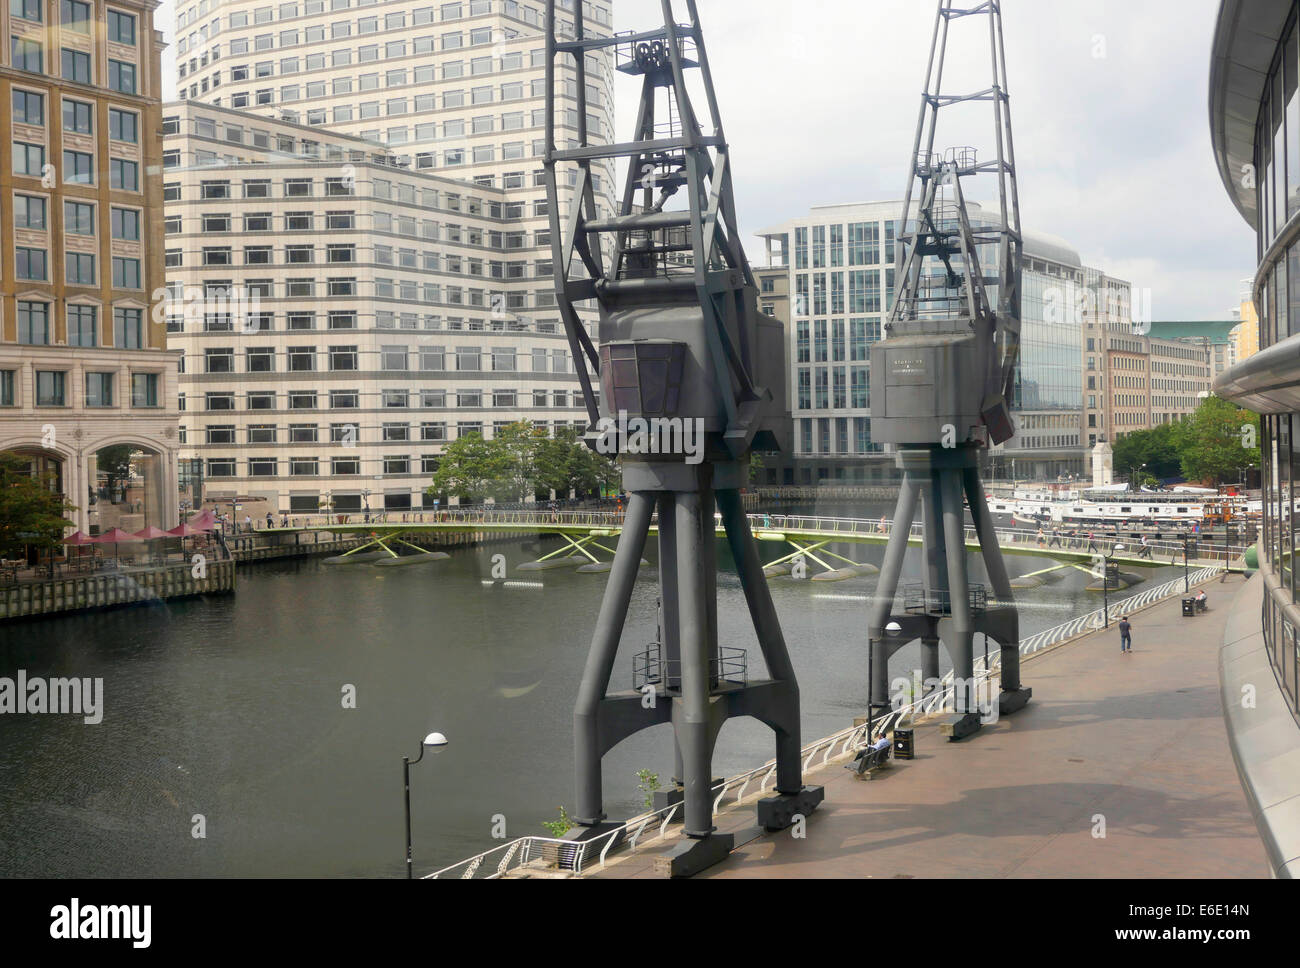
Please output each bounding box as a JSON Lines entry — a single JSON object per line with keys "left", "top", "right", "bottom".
{"left": 1229, "top": 0, "right": 1300, "bottom": 724}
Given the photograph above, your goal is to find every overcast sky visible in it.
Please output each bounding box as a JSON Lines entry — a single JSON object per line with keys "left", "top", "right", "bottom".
{"left": 157, "top": 0, "right": 1254, "bottom": 320}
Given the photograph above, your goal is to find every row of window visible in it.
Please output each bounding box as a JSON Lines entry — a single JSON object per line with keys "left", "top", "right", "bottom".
{"left": 12, "top": 143, "right": 140, "bottom": 191}
{"left": 796, "top": 366, "right": 872, "bottom": 411}
{"left": 9, "top": 0, "right": 136, "bottom": 44}
{"left": 188, "top": 407, "right": 576, "bottom": 446}
{"left": 794, "top": 222, "right": 899, "bottom": 270}
{"left": 164, "top": 305, "right": 562, "bottom": 335}
{"left": 158, "top": 277, "right": 557, "bottom": 313}
{"left": 187, "top": 387, "right": 588, "bottom": 412}
{"left": 796, "top": 417, "right": 882, "bottom": 457}
{"left": 14, "top": 302, "right": 144, "bottom": 347}
{"left": 8, "top": 36, "right": 138, "bottom": 94}
{"left": 13, "top": 196, "right": 140, "bottom": 238}
{"left": 12, "top": 90, "right": 140, "bottom": 144}
{"left": 0, "top": 368, "right": 157, "bottom": 408}
{"left": 7, "top": 247, "right": 141, "bottom": 288}
{"left": 190, "top": 344, "right": 566, "bottom": 375}
{"left": 794, "top": 270, "right": 890, "bottom": 317}
{"left": 795, "top": 319, "right": 882, "bottom": 364}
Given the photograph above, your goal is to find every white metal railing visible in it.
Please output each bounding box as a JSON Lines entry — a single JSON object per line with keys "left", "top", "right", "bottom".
{"left": 425, "top": 560, "right": 1226, "bottom": 880}
{"left": 272, "top": 508, "right": 1247, "bottom": 566}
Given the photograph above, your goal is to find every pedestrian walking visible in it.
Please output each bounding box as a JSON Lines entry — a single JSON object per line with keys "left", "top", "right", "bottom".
{"left": 1036, "top": 527, "right": 1046, "bottom": 547}
{"left": 1138, "top": 534, "right": 1152, "bottom": 559}
{"left": 265, "top": 511, "right": 274, "bottom": 530}
{"left": 879, "top": 515, "right": 888, "bottom": 533}
{"left": 1119, "top": 615, "right": 1133, "bottom": 653}
{"left": 1047, "top": 528, "right": 1062, "bottom": 548}
{"left": 1086, "top": 531, "right": 1098, "bottom": 554}
{"left": 244, "top": 513, "right": 253, "bottom": 533}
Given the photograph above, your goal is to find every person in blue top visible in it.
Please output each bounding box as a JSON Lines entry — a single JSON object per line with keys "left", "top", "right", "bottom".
{"left": 1119, "top": 615, "right": 1132, "bottom": 653}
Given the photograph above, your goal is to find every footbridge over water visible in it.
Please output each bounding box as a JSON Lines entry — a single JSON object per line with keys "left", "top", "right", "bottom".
{"left": 266, "top": 510, "right": 1248, "bottom": 582}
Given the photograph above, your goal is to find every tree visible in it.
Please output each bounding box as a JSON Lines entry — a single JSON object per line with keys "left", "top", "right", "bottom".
{"left": 0, "top": 451, "right": 76, "bottom": 559}
{"left": 492, "top": 421, "right": 545, "bottom": 502}
{"left": 96, "top": 444, "right": 133, "bottom": 500}
{"left": 1111, "top": 422, "right": 1181, "bottom": 482}
{"left": 1170, "top": 395, "right": 1261, "bottom": 485}
{"left": 426, "top": 432, "right": 513, "bottom": 503}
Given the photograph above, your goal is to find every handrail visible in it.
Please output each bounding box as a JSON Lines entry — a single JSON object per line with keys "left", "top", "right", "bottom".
{"left": 265, "top": 508, "right": 1246, "bottom": 565}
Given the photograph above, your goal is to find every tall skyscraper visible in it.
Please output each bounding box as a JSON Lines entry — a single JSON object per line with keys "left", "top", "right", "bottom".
{"left": 1, "top": 0, "right": 181, "bottom": 534}
{"left": 165, "top": 0, "right": 617, "bottom": 511}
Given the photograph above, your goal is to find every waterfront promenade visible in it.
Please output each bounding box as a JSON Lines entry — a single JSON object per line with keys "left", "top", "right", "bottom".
{"left": 585, "top": 578, "right": 1269, "bottom": 878}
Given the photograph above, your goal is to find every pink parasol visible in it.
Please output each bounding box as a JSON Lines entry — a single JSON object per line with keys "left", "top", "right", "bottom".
{"left": 92, "top": 527, "right": 141, "bottom": 561}
{"left": 134, "top": 526, "right": 173, "bottom": 540}
{"left": 188, "top": 510, "right": 218, "bottom": 531}
{"left": 62, "top": 531, "right": 93, "bottom": 545}
{"left": 167, "top": 522, "right": 205, "bottom": 537}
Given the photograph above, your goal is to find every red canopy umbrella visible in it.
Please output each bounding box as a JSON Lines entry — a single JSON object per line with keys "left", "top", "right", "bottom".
{"left": 62, "top": 531, "right": 92, "bottom": 545}
{"left": 134, "top": 526, "right": 172, "bottom": 540}
{"left": 188, "top": 510, "right": 218, "bottom": 532}
{"left": 93, "top": 527, "right": 141, "bottom": 562}
{"left": 167, "top": 523, "right": 204, "bottom": 537}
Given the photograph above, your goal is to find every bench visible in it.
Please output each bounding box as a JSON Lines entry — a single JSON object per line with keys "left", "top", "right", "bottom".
{"left": 847, "top": 709, "right": 903, "bottom": 778}
{"left": 848, "top": 743, "right": 892, "bottom": 778}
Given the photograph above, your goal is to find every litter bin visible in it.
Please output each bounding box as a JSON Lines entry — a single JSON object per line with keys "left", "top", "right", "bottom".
{"left": 1182, "top": 598, "right": 1196, "bottom": 617}
{"left": 893, "top": 726, "right": 915, "bottom": 760}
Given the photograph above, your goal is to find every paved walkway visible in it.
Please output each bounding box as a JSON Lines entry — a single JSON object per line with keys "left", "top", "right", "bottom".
{"left": 589, "top": 576, "right": 1269, "bottom": 878}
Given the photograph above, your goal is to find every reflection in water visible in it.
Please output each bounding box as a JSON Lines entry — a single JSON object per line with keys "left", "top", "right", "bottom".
{"left": 0, "top": 510, "right": 1181, "bottom": 877}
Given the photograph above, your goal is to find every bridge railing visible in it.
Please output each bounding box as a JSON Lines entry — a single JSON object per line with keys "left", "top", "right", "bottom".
{"left": 269, "top": 507, "right": 1247, "bottom": 566}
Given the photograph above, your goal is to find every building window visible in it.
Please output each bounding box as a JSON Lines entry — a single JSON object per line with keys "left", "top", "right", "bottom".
{"left": 108, "top": 59, "right": 136, "bottom": 94}
{"left": 63, "top": 98, "right": 92, "bottom": 133}
{"left": 12, "top": 89, "right": 44, "bottom": 125}
{"left": 12, "top": 0, "right": 42, "bottom": 21}
{"left": 108, "top": 108, "right": 138, "bottom": 143}
{"left": 107, "top": 9, "right": 136, "bottom": 45}
{"left": 102, "top": 206, "right": 138, "bottom": 245}
{"left": 63, "top": 149, "right": 94, "bottom": 184}
{"left": 66, "top": 252, "right": 95, "bottom": 285}
{"left": 16, "top": 246, "right": 47, "bottom": 281}
{"left": 131, "top": 373, "right": 158, "bottom": 408}
{"left": 18, "top": 301, "right": 50, "bottom": 345}
{"left": 67, "top": 305, "right": 97, "bottom": 346}
{"left": 14, "top": 194, "right": 46, "bottom": 229}
{"left": 114, "top": 307, "right": 143, "bottom": 348}
{"left": 85, "top": 372, "right": 113, "bottom": 408}
{"left": 11, "top": 37, "right": 43, "bottom": 74}
{"left": 13, "top": 142, "right": 44, "bottom": 176}
{"left": 110, "top": 159, "right": 139, "bottom": 190}
{"left": 36, "top": 371, "right": 67, "bottom": 406}
{"left": 61, "top": 48, "right": 91, "bottom": 84}
{"left": 0, "top": 370, "right": 15, "bottom": 407}
{"left": 112, "top": 256, "right": 141, "bottom": 288}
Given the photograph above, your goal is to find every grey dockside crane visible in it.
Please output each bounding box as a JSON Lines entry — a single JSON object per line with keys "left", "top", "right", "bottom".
{"left": 543, "top": 0, "right": 821, "bottom": 876}
{"left": 867, "top": 0, "right": 1032, "bottom": 739}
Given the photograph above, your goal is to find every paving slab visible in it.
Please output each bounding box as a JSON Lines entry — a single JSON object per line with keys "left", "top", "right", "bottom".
{"left": 586, "top": 577, "right": 1269, "bottom": 879}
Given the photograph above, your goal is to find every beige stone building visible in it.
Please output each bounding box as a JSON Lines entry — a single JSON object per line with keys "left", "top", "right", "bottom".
{"left": 166, "top": 0, "right": 617, "bottom": 511}
{"left": 1, "top": 0, "right": 181, "bottom": 536}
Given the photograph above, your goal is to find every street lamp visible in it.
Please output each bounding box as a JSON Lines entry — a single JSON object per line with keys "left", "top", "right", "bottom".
{"left": 1181, "top": 532, "right": 1191, "bottom": 593}
{"left": 867, "top": 622, "right": 902, "bottom": 739}
{"left": 403, "top": 731, "right": 448, "bottom": 879}
{"left": 1102, "top": 543, "right": 1125, "bottom": 629}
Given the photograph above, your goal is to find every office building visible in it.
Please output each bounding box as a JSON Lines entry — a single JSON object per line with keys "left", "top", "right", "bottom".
{"left": 0, "top": 0, "right": 180, "bottom": 535}
{"left": 758, "top": 200, "right": 1125, "bottom": 484}
{"left": 163, "top": 99, "right": 596, "bottom": 513}
{"left": 165, "top": 0, "right": 618, "bottom": 511}
{"left": 1209, "top": 0, "right": 1300, "bottom": 877}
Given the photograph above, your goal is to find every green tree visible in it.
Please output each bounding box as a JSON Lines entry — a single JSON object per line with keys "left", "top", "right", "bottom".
{"left": 1111, "top": 421, "right": 1181, "bottom": 482}
{"left": 426, "top": 432, "right": 513, "bottom": 503}
{"left": 1170, "top": 395, "right": 1261, "bottom": 485}
{"left": 493, "top": 421, "right": 545, "bottom": 502}
{"left": 0, "top": 452, "right": 77, "bottom": 558}
{"left": 96, "top": 444, "right": 134, "bottom": 499}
